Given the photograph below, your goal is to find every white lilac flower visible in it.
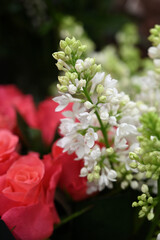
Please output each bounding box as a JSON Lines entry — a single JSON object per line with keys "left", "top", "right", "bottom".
{"left": 53, "top": 93, "right": 80, "bottom": 111}
{"left": 90, "top": 72, "right": 105, "bottom": 93}
{"left": 80, "top": 167, "right": 88, "bottom": 177}
{"left": 157, "top": 233, "right": 160, "bottom": 240}
{"left": 75, "top": 59, "right": 84, "bottom": 72}
{"left": 148, "top": 44, "right": 160, "bottom": 59}
{"left": 68, "top": 84, "right": 77, "bottom": 94}
{"left": 104, "top": 74, "right": 117, "bottom": 89}
{"left": 98, "top": 167, "right": 117, "bottom": 191}
{"left": 78, "top": 112, "right": 93, "bottom": 129}
{"left": 71, "top": 134, "right": 90, "bottom": 159}
{"left": 59, "top": 118, "right": 77, "bottom": 136}
{"left": 84, "top": 128, "right": 98, "bottom": 148}
{"left": 62, "top": 102, "right": 85, "bottom": 119}
{"left": 84, "top": 101, "right": 93, "bottom": 109}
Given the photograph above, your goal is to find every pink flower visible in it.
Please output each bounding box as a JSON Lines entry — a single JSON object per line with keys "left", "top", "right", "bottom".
{"left": 52, "top": 143, "right": 88, "bottom": 201}
{"left": 0, "top": 130, "right": 19, "bottom": 175}
{"left": 0, "top": 152, "right": 61, "bottom": 240}
{"left": 37, "top": 98, "right": 72, "bottom": 145}
{"left": 0, "top": 85, "right": 37, "bottom": 131}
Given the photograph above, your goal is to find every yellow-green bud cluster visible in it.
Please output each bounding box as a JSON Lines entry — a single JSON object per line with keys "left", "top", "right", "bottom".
{"left": 53, "top": 36, "right": 102, "bottom": 96}
{"left": 132, "top": 184, "right": 157, "bottom": 221}
{"left": 148, "top": 25, "right": 160, "bottom": 46}
{"left": 87, "top": 165, "right": 101, "bottom": 182}
{"left": 129, "top": 112, "right": 160, "bottom": 180}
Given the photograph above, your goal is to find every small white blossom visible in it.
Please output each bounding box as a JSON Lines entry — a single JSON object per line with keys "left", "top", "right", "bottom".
{"left": 104, "top": 74, "right": 117, "bottom": 89}
{"left": 157, "top": 233, "right": 160, "bottom": 240}
{"left": 90, "top": 72, "right": 105, "bottom": 93}
{"left": 68, "top": 84, "right": 77, "bottom": 94}
{"left": 53, "top": 93, "right": 80, "bottom": 112}
{"left": 84, "top": 101, "right": 93, "bottom": 109}
{"left": 78, "top": 79, "right": 86, "bottom": 87}
{"left": 85, "top": 128, "right": 98, "bottom": 148}
{"left": 80, "top": 167, "right": 88, "bottom": 177}
{"left": 100, "top": 110, "right": 109, "bottom": 121}
{"left": 75, "top": 59, "right": 84, "bottom": 72}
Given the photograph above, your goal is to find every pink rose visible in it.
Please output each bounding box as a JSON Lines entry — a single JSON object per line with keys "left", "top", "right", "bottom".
{"left": 0, "top": 130, "right": 19, "bottom": 175}
{"left": 0, "top": 153, "right": 61, "bottom": 240}
{"left": 37, "top": 98, "right": 72, "bottom": 145}
{"left": 52, "top": 143, "right": 88, "bottom": 201}
{"left": 0, "top": 85, "right": 37, "bottom": 131}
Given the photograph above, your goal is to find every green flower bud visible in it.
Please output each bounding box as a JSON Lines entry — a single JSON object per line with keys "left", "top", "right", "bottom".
{"left": 142, "top": 206, "right": 148, "bottom": 213}
{"left": 129, "top": 152, "right": 139, "bottom": 160}
{"left": 148, "top": 197, "right": 153, "bottom": 204}
{"left": 96, "top": 84, "right": 104, "bottom": 95}
{"left": 53, "top": 51, "right": 65, "bottom": 60}
{"left": 126, "top": 174, "right": 133, "bottom": 181}
{"left": 139, "top": 210, "right": 145, "bottom": 218}
{"left": 147, "top": 212, "right": 154, "bottom": 221}
{"left": 72, "top": 40, "right": 81, "bottom": 50}
{"left": 141, "top": 194, "right": 146, "bottom": 201}
{"left": 65, "top": 46, "right": 72, "bottom": 55}
{"left": 137, "top": 164, "right": 146, "bottom": 172}
{"left": 132, "top": 202, "right": 138, "bottom": 207}
{"left": 99, "top": 95, "right": 107, "bottom": 103}
{"left": 58, "top": 76, "right": 69, "bottom": 85}
{"left": 87, "top": 173, "right": 94, "bottom": 182}
{"left": 141, "top": 184, "right": 149, "bottom": 193}
{"left": 65, "top": 37, "right": 72, "bottom": 44}
{"left": 93, "top": 172, "right": 100, "bottom": 180}
{"left": 130, "top": 161, "right": 138, "bottom": 169}
{"left": 96, "top": 64, "right": 102, "bottom": 72}
{"left": 60, "top": 40, "right": 67, "bottom": 49}
{"left": 146, "top": 171, "right": 152, "bottom": 178}
{"left": 78, "top": 45, "right": 87, "bottom": 52}
{"left": 106, "top": 147, "right": 114, "bottom": 155}
{"left": 94, "top": 165, "right": 101, "bottom": 173}
{"left": 138, "top": 200, "right": 144, "bottom": 206}
{"left": 57, "top": 84, "right": 68, "bottom": 92}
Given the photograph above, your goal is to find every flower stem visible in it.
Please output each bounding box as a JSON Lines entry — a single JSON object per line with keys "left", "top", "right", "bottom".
{"left": 83, "top": 87, "right": 110, "bottom": 148}
{"left": 146, "top": 177, "right": 160, "bottom": 240}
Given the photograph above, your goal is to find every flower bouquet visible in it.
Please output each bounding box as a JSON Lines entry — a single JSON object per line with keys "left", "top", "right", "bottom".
{"left": 1, "top": 24, "right": 160, "bottom": 240}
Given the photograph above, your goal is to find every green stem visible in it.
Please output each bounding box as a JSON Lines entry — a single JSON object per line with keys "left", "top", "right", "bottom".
{"left": 146, "top": 177, "right": 160, "bottom": 240}
{"left": 54, "top": 205, "right": 93, "bottom": 230}
{"left": 83, "top": 87, "right": 109, "bottom": 148}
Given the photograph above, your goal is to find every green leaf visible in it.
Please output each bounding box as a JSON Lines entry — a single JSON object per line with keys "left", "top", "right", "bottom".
{"left": 16, "top": 111, "right": 49, "bottom": 155}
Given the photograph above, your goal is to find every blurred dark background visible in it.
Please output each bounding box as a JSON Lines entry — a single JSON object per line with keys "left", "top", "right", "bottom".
{"left": 1, "top": 0, "right": 160, "bottom": 102}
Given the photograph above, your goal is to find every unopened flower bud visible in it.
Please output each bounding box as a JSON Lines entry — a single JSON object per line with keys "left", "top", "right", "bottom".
{"left": 94, "top": 165, "right": 101, "bottom": 173}
{"left": 93, "top": 172, "right": 100, "bottom": 180}
{"left": 141, "top": 184, "right": 149, "bottom": 193}
{"left": 106, "top": 147, "right": 114, "bottom": 155}
{"left": 60, "top": 40, "right": 67, "bottom": 49}
{"left": 79, "top": 79, "right": 86, "bottom": 88}
{"left": 78, "top": 45, "right": 87, "bottom": 53}
{"left": 99, "top": 95, "right": 107, "bottom": 103}
{"left": 57, "top": 84, "right": 68, "bottom": 92}
{"left": 84, "top": 101, "right": 93, "bottom": 109}
{"left": 132, "top": 202, "right": 138, "bottom": 207}
{"left": 87, "top": 173, "right": 94, "bottom": 182}
{"left": 148, "top": 197, "right": 153, "bottom": 204}
{"left": 68, "top": 84, "right": 77, "bottom": 94}
{"left": 121, "top": 181, "right": 128, "bottom": 189}
{"left": 65, "top": 46, "right": 72, "bottom": 55}
{"left": 130, "top": 161, "right": 138, "bottom": 169}
{"left": 148, "top": 46, "right": 158, "bottom": 58}
{"left": 96, "top": 84, "right": 104, "bottom": 95}
{"left": 154, "top": 59, "right": 160, "bottom": 68}
{"left": 80, "top": 167, "right": 88, "bottom": 177}
{"left": 147, "top": 211, "right": 154, "bottom": 221}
